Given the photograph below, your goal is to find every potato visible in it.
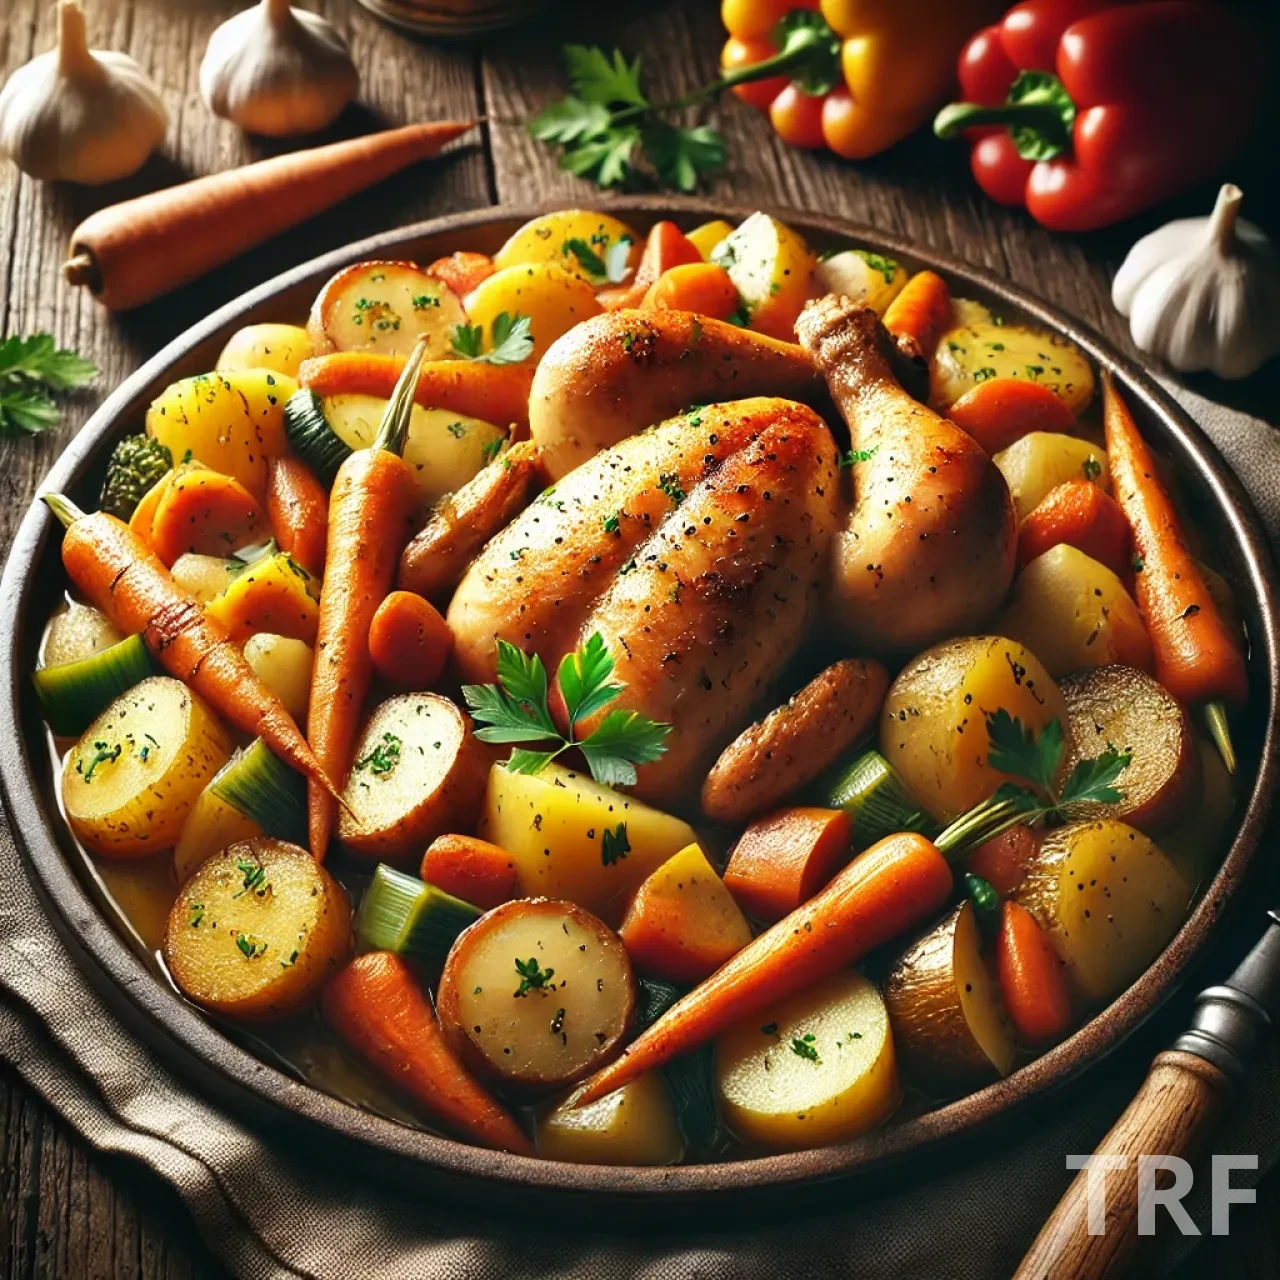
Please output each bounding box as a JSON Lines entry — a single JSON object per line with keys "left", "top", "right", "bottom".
{"left": 686, "top": 219, "right": 735, "bottom": 261}
{"left": 170, "top": 553, "right": 237, "bottom": 605}
{"left": 880, "top": 636, "right": 1069, "bottom": 824}
{"left": 321, "top": 393, "right": 506, "bottom": 509}
{"left": 884, "top": 902, "right": 1016, "bottom": 1088}
{"left": 1161, "top": 737, "right": 1235, "bottom": 890}
{"left": 476, "top": 760, "right": 699, "bottom": 924}
{"left": 307, "top": 260, "right": 466, "bottom": 360}
{"left": 463, "top": 264, "right": 602, "bottom": 362}
{"left": 995, "top": 432, "right": 1110, "bottom": 522}
{"left": 1060, "top": 665, "right": 1200, "bottom": 834}
{"left": 42, "top": 598, "right": 122, "bottom": 667}
{"left": 997, "top": 544, "right": 1153, "bottom": 677}
{"left": 242, "top": 634, "right": 313, "bottom": 723}
{"left": 164, "top": 837, "right": 352, "bottom": 1021}
{"left": 814, "top": 249, "right": 908, "bottom": 316}
{"left": 216, "top": 323, "right": 314, "bottom": 377}
{"left": 205, "top": 551, "right": 320, "bottom": 645}
{"left": 1016, "top": 820, "right": 1188, "bottom": 1003}
{"left": 337, "top": 693, "right": 489, "bottom": 863}
{"left": 710, "top": 211, "right": 813, "bottom": 340}
{"left": 492, "top": 210, "right": 642, "bottom": 285}
{"left": 146, "top": 370, "right": 295, "bottom": 499}
{"left": 537, "top": 1073, "right": 683, "bottom": 1165}
{"left": 930, "top": 298, "right": 1095, "bottom": 414}
{"left": 715, "top": 969, "right": 899, "bottom": 1150}
{"left": 436, "top": 897, "right": 635, "bottom": 1092}
{"left": 62, "top": 677, "right": 232, "bottom": 858}
{"left": 173, "top": 788, "right": 261, "bottom": 884}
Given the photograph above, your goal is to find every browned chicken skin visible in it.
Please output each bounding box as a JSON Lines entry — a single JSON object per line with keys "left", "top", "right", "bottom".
{"left": 797, "top": 296, "right": 1017, "bottom": 653}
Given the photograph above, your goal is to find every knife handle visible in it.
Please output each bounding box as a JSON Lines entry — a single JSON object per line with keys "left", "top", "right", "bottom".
{"left": 1014, "top": 1050, "right": 1233, "bottom": 1280}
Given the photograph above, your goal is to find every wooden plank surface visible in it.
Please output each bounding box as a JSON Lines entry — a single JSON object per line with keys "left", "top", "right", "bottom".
{"left": 2, "top": 0, "right": 1278, "bottom": 1276}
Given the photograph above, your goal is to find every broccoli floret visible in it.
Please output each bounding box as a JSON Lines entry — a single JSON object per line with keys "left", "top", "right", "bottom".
{"left": 100, "top": 434, "right": 172, "bottom": 520}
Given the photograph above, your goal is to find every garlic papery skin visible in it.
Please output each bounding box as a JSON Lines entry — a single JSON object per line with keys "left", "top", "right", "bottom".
{"left": 1113, "top": 184, "right": 1280, "bottom": 381}
{"left": 0, "top": 1, "right": 167, "bottom": 184}
{"left": 199, "top": 0, "right": 359, "bottom": 138}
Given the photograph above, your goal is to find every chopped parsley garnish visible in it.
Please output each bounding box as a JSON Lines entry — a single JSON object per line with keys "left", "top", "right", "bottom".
{"left": 280, "top": 950, "right": 299, "bottom": 969}
{"left": 603, "top": 511, "right": 621, "bottom": 535}
{"left": 446, "top": 421, "right": 467, "bottom": 439}
{"left": 188, "top": 902, "right": 205, "bottom": 928}
{"left": 562, "top": 236, "right": 633, "bottom": 284}
{"left": 972, "top": 367, "right": 997, "bottom": 383}
{"left": 839, "top": 445, "right": 879, "bottom": 469}
{"left": 1132, "top": 554, "right": 1145, "bottom": 573}
{"left": 450, "top": 312, "right": 535, "bottom": 365}
{"left": 354, "top": 732, "right": 403, "bottom": 776}
{"left": 236, "top": 933, "right": 268, "bottom": 960}
{"left": 78, "top": 740, "right": 121, "bottom": 782}
{"left": 1082, "top": 455, "right": 1102, "bottom": 480}
{"left": 514, "top": 956, "right": 555, "bottom": 996}
{"left": 232, "top": 858, "right": 269, "bottom": 899}
{"left": 482, "top": 436, "right": 505, "bottom": 463}
{"left": 859, "top": 251, "right": 898, "bottom": 284}
{"left": 601, "top": 822, "right": 630, "bottom": 866}
{"left": 657, "top": 472, "right": 685, "bottom": 505}
{"left": 791, "top": 1033, "right": 820, "bottom": 1064}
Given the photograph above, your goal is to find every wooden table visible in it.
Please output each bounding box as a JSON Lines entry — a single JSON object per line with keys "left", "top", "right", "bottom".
{"left": 2, "top": 0, "right": 1278, "bottom": 1274}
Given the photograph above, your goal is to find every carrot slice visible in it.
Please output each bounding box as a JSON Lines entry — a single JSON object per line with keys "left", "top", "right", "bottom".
{"left": 642, "top": 263, "right": 740, "bottom": 321}
{"left": 426, "top": 250, "right": 495, "bottom": 297}
{"left": 599, "top": 220, "right": 703, "bottom": 310}
{"left": 368, "top": 590, "right": 452, "bottom": 691}
{"left": 965, "top": 824, "right": 1039, "bottom": 898}
{"left": 149, "top": 467, "right": 267, "bottom": 566}
{"left": 948, "top": 377, "right": 1077, "bottom": 454}
{"left": 266, "top": 454, "right": 328, "bottom": 577}
{"left": 883, "top": 270, "right": 952, "bottom": 359}
{"left": 128, "top": 469, "right": 174, "bottom": 544}
{"left": 421, "top": 834, "right": 517, "bottom": 911}
{"left": 1017, "top": 479, "right": 1132, "bottom": 579}
{"left": 996, "top": 901, "right": 1073, "bottom": 1047}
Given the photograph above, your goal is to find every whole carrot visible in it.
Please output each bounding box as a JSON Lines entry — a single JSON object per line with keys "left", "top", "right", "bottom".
{"left": 307, "top": 339, "right": 427, "bottom": 860}
{"left": 43, "top": 494, "right": 341, "bottom": 801}
{"left": 266, "top": 454, "right": 328, "bottom": 577}
{"left": 996, "top": 902, "right": 1073, "bottom": 1047}
{"left": 572, "top": 830, "right": 954, "bottom": 1107}
{"left": 1103, "top": 372, "right": 1248, "bottom": 769}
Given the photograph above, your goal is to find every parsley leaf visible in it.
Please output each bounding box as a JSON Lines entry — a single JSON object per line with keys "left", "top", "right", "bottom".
{"left": 579, "top": 708, "right": 672, "bottom": 788}
{"left": 557, "top": 632, "right": 622, "bottom": 732}
{"left": 790, "top": 1032, "right": 821, "bottom": 1064}
{"left": 450, "top": 312, "right": 534, "bottom": 365}
{"left": 563, "top": 44, "right": 647, "bottom": 107}
{"left": 601, "top": 822, "right": 630, "bottom": 866}
{"left": 0, "top": 333, "right": 96, "bottom": 439}
{"left": 514, "top": 956, "right": 556, "bottom": 996}
{"left": 1060, "top": 745, "right": 1133, "bottom": 809}
{"left": 529, "top": 96, "right": 612, "bottom": 146}
{"left": 563, "top": 236, "right": 634, "bottom": 284}
{"left": 839, "top": 445, "right": 879, "bottom": 469}
{"left": 558, "top": 126, "right": 641, "bottom": 188}
{"left": 643, "top": 120, "right": 726, "bottom": 193}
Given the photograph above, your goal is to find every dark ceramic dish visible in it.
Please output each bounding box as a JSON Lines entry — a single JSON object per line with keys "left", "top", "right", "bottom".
{"left": 2, "top": 199, "right": 1276, "bottom": 1216}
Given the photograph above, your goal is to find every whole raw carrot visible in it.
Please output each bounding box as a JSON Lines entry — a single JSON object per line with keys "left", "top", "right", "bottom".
{"left": 1017, "top": 479, "right": 1132, "bottom": 579}
{"left": 947, "top": 377, "right": 1077, "bottom": 454}
{"left": 996, "top": 902, "right": 1073, "bottom": 1047}
{"left": 1103, "top": 372, "right": 1247, "bottom": 769}
{"left": 63, "top": 120, "right": 476, "bottom": 311}
{"left": 883, "top": 269, "right": 952, "bottom": 360}
{"left": 266, "top": 454, "right": 328, "bottom": 577}
{"left": 43, "top": 494, "right": 340, "bottom": 800}
{"left": 307, "top": 340, "right": 427, "bottom": 859}
{"left": 322, "top": 952, "right": 532, "bottom": 1155}
{"left": 572, "top": 830, "right": 953, "bottom": 1106}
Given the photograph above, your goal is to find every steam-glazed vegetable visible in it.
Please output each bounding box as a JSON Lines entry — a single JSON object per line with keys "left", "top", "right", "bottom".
{"left": 100, "top": 433, "right": 173, "bottom": 522}
{"left": 464, "top": 264, "right": 601, "bottom": 363}
{"left": 353, "top": 864, "right": 481, "bottom": 964}
{"left": 537, "top": 1073, "right": 683, "bottom": 1166}
{"left": 34, "top": 633, "right": 152, "bottom": 737}
{"left": 216, "top": 323, "right": 314, "bottom": 377}
{"left": 242, "top": 634, "right": 313, "bottom": 722}
{"left": 715, "top": 969, "right": 898, "bottom": 1150}
{"left": 814, "top": 249, "right": 907, "bottom": 316}
{"left": 42, "top": 599, "right": 123, "bottom": 668}
{"left": 164, "top": 837, "right": 351, "bottom": 1021}
{"left": 883, "top": 902, "right": 1016, "bottom": 1088}
{"left": 995, "top": 433, "right": 1111, "bottom": 523}
{"left": 170, "top": 553, "right": 237, "bottom": 604}
{"left": 205, "top": 550, "right": 320, "bottom": 645}
{"left": 492, "top": 210, "right": 641, "bottom": 283}
{"left": 436, "top": 898, "right": 636, "bottom": 1092}
{"left": 710, "top": 211, "right": 812, "bottom": 339}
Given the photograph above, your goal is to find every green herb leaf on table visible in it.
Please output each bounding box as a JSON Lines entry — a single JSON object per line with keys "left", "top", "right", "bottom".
{"left": 514, "top": 955, "right": 555, "bottom": 996}
{"left": 0, "top": 333, "right": 96, "bottom": 439}
{"left": 450, "top": 312, "right": 534, "bottom": 365}
{"left": 563, "top": 44, "right": 647, "bottom": 108}
{"left": 643, "top": 120, "right": 726, "bottom": 194}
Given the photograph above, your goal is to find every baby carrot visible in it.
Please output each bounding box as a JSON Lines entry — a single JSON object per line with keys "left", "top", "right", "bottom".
{"left": 266, "top": 454, "right": 328, "bottom": 577}
{"left": 947, "top": 377, "right": 1078, "bottom": 454}
{"left": 598, "top": 220, "right": 702, "bottom": 310}
{"left": 1103, "top": 372, "right": 1248, "bottom": 769}
{"left": 368, "top": 590, "right": 452, "bottom": 691}
{"left": 1017, "top": 479, "right": 1132, "bottom": 579}
{"left": 883, "top": 269, "right": 952, "bottom": 360}
{"left": 307, "top": 340, "right": 427, "bottom": 860}
{"left": 426, "top": 250, "right": 495, "bottom": 297}
{"left": 572, "top": 830, "right": 953, "bottom": 1106}
{"left": 643, "top": 262, "right": 740, "bottom": 321}
{"left": 421, "top": 834, "right": 517, "bottom": 911}
{"left": 43, "top": 494, "right": 340, "bottom": 801}
{"left": 996, "top": 902, "right": 1073, "bottom": 1047}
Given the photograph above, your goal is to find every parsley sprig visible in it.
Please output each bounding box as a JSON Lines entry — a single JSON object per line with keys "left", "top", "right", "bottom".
{"left": 530, "top": 20, "right": 840, "bottom": 192}
{"left": 562, "top": 236, "right": 633, "bottom": 284}
{"left": 450, "top": 312, "right": 534, "bottom": 365}
{"left": 463, "top": 633, "right": 671, "bottom": 787}
{"left": 0, "top": 333, "right": 96, "bottom": 439}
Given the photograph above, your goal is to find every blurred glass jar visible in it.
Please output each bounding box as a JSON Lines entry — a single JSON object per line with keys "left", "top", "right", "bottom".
{"left": 354, "top": 0, "right": 551, "bottom": 36}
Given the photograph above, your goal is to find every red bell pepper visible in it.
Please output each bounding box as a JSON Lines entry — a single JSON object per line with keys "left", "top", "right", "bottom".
{"left": 934, "top": 1, "right": 1263, "bottom": 231}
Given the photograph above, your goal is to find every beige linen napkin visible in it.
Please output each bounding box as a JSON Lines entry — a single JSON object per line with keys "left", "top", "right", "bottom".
{"left": 2, "top": 384, "right": 1278, "bottom": 1280}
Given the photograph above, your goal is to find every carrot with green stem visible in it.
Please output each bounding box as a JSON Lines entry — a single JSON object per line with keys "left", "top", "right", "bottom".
{"left": 307, "top": 338, "right": 428, "bottom": 860}
{"left": 1103, "top": 372, "right": 1248, "bottom": 770}
{"left": 41, "top": 493, "right": 342, "bottom": 802}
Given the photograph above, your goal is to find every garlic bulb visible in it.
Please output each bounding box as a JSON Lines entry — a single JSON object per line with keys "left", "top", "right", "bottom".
{"left": 1113, "top": 184, "right": 1280, "bottom": 381}
{"left": 0, "top": 1, "right": 167, "bottom": 184}
{"left": 199, "top": 0, "right": 359, "bottom": 138}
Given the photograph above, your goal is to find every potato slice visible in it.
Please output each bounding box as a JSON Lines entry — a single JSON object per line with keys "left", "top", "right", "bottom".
{"left": 931, "top": 298, "right": 1095, "bottom": 414}
{"left": 62, "top": 677, "right": 232, "bottom": 858}
{"left": 463, "top": 263, "right": 602, "bottom": 362}
{"left": 711, "top": 211, "right": 813, "bottom": 339}
{"left": 814, "top": 249, "right": 908, "bottom": 316}
{"left": 170, "top": 553, "right": 237, "bottom": 605}
{"left": 164, "top": 837, "right": 352, "bottom": 1021}
{"left": 537, "top": 1073, "right": 683, "bottom": 1165}
{"left": 242, "top": 634, "right": 313, "bottom": 723}
{"left": 715, "top": 969, "right": 899, "bottom": 1150}
{"left": 995, "top": 432, "right": 1110, "bottom": 522}
{"left": 1060, "top": 666, "right": 1200, "bottom": 833}
{"left": 307, "top": 260, "right": 466, "bottom": 360}
{"left": 493, "top": 210, "right": 642, "bottom": 284}
{"left": 436, "top": 898, "right": 636, "bottom": 1093}
{"left": 1016, "top": 820, "right": 1188, "bottom": 1003}
{"left": 476, "top": 760, "right": 698, "bottom": 924}
{"left": 321, "top": 393, "right": 506, "bottom": 508}
{"left": 173, "top": 787, "right": 262, "bottom": 884}
{"left": 884, "top": 902, "right": 1016, "bottom": 1088}
{"left": 204, "top": 550, "right": 320, "bottom": 645}
{"left": 997, "top": 544, "right": 1153, "bottom": 677}
{"left": 42, "top": 598, "right": 122, "bottom": 667}
{"left": 216, "top": 323, "right": 313, "bottom": 377}
{"left": 338, "top": 693, "right": 489, "bottom": 863}
{"left": 880, "top": 636, "right": 1068, "bottom": 824}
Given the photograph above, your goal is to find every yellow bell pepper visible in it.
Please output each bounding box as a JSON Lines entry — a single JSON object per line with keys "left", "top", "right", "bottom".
{"left": 721, "top": 0, "right": 1003, "bottom": 159}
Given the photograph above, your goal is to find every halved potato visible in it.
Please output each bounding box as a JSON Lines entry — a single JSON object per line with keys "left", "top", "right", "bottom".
{"left": 711, "top": 211, "right": 813, "bottom": 340}
{"left": 995, "top": 432, "right": 1110, "bottom": 522}
{"left": 242, "top": 634, "right": 313, "bottom": 723}
{"left": 492, "top": 210, "right": 641, "bottom": 284}
{"left": 1016, "top": 819, "right": 1189, "bottom": 1003}
{"left": 931, "top": 298, "right": 1095, "bottom": 414}
{"left": 538, "top": 1073, "right": 683, "bottom": 1165}
{"left": 170, "top": 553, "right": 237, "bottom": 605}
{"left": 997, "top": 544, "right": 1153, "bottom": 677}
{"left": 463, "top": 263, "right": 602, "bottom": 362}
{"left": 814, "top": 249, "right": 908, "bottom": 316}
{"left": 715, "top": 969, "right": 899, "bottom": 1150}
{"left": 1061, "top": 665, "right": 1200, "bottom": 833}
{"left": 476, "top": 760, "right": 699, "bottom": 924}
{"left": 216, "top": 323, "right": 314, "bottom": 377}
{"left": 164, "top": 837, "right": 352, "bottom": 1021}
{"left": 321, "top": 393, "right": 507, "bottom": 508}
{"left": 884, "top": 902, "right": 1016, "bottom": 1088}
{"left": 880, "top": 636, "right": 1069, "bottom": 824}
{"left": 42, "top": 598, "right": 122, "bottom": 667}
{"left": 436, "top": 897, "right": 635, "bottom": 1093}
{"left": 338, "top": 693, "right": 490, "bottom": 863}
{"left": 307, "top": 260, "right": 466, "bottom": 360}
{"left": 62, "top": 677, "right": 232, "bottom": 858}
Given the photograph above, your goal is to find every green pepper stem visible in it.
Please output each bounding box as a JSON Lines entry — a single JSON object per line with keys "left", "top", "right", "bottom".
{"left": 41, "top": 493, "right": 85, "bottom": 528}
{"left": 1204, "top": 700, "right": 1237, "bottom": 775}
{"left": 934, "top": 97, "right": 1072, "bottom": 148}
{"left": 373, "top": 337, "right": 429, "bottom": 457}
